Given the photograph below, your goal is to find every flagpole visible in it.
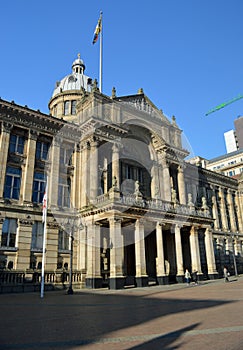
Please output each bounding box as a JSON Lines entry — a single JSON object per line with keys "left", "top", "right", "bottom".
{"left": 99, "top": 11, "right": 103, "bottom": 93}
{"left": 41, "top": 175, "right": 48, "bottom": 299}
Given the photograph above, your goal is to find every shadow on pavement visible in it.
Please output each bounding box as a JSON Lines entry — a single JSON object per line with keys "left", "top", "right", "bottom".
{"left": 128, "top": 323, "right": 200, "bottom": 350}
{"left": 0, "top": 289, "right": 234, "bottom": 349}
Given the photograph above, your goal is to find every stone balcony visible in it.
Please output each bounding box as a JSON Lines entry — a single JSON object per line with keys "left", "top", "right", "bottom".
{"left": 91, "top": 191, "right": 211, "bottom": 220}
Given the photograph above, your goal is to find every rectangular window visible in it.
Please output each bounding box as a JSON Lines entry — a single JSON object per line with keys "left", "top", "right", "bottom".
{"left": 58, "top": 177, "right": 71, "bottom": 208}
{"left": 64, "top": 101, "right": 70, "bottom": 115}
{"left": 4, "top": 166, "right": 21, "bottom": 199}
{"left": 32, "top": 172, "right": 46, "bottom": 203}
{"left": 1, "top": 218, "right": 17, "bottom": 247}
{"left": 53, "top": 104, "right": 57, "bottom": 117}
{"left": 71, "top": 100, "right": 76, "bottom": 115}
{"left": 31, "top": 222, "right": 43, "bottom": 250}
{"left": 60, "top": 147, "right": 73, "bottom": 166}
{"left": 58, "top": 229, "right": 69, "bottom": 251}
{"left": 36, "top": 141, "right": 49, "bottom": 160}
{"left": 9, "top": 134, "right": 25, "bottom": 154}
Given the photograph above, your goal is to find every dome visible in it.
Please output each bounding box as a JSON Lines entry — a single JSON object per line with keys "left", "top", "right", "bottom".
{"left": 52, "top": 54, "right": 92, "bottom": 97}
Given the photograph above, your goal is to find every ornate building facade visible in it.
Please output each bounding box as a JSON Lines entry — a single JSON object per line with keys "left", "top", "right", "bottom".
{"left": 0, "top": 55, "right": 243, "bottom": 290}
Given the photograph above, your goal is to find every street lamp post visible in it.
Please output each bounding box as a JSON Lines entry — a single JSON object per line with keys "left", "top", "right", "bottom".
{"left": 231, "top": 234, "right": 238, "bottom": 277}
{"left": 68, "top": 227, "right": 74, "bottom": 295}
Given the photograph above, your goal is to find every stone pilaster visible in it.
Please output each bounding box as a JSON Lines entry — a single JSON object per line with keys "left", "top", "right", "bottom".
{"left": 219, "top": 187, "right": 229, "bottom": 231}
{"left": 81, "top": 142, "right": 90, "bottom": 207}
{"left": 89, "top": 138, "right": 99, "bottom": 201}
{"left": 135, "top": 219, "right": 148, "bottom": 287}
{"left": 71, "top": 143, "right": 81, "bottom": 208}
{"left": 109, "top": 217, "right": 125, "bottom": 289}
{"left": 156, "top": 222, "right": 168, "bottom": 284}
{"left": 21, "top": 130, "right": 38, "bottom": 204}
{"left": 204, "top": 227, "right": 218, "bottom": 279}
{"left": 49, "top": 137, "right": 61, "bottom": 208}
{"left": 0, "top": 122, "right": 12, "bottom": 198}
{"left": 45, "top": 221, "right": 59, "bottom": 270}
{"left": 16, "top": 218, "right": 33, "bottom": 270}
{"left": 227, "top": 189, "right": 237, "bottom": 232}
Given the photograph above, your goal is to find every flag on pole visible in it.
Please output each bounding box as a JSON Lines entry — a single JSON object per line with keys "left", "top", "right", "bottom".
{"left": 41, "top": 179, "right": 48, "bottom": 298}
{"left": 92, "top": 13, "right": 102, "bottom": 44}
{"left": 42, "top": 188, "right": 47, "bottom": 223}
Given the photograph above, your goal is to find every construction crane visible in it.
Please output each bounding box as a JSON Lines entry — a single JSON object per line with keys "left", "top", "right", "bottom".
{"left": 205, "top": 94, "right": 243, "bottom": 116}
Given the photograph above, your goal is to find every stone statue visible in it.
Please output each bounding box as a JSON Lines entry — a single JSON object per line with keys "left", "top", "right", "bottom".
{"left": 171, "top": 189, "right": 178, "bottom": 204}
{"left": 188, "top": 193, "right": 194, "bottom": 207}
{"left": 202, "top": 196, "right": 209, "bottom": 210}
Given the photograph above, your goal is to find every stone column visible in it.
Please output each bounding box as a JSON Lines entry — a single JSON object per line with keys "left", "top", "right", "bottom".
{"left": 227, "top": 189, "right": 237, "bottom": 232}
{"left": 21, "top": 130, "right": 38, "bottom": 204}
{"left": 16, "top": 218, "right": 33, "bottom": 270}
{"left": 189, "top": 226, "right": 203, "bottom": 278}
{"left": 89, "top": 138, "right": 99, "bottom": 201}
{"left": 235, "top": 191, "right": 243, "bottom": 232}
{"left": 0, "top": 122, "right": 12, "bottom": 199}
{"left": 177, "top": 165, "right": 186, "bottom": 205}
{"left": 111, "top": 143, "right": 120, "bottom": 191}
{"left": 86, "top": 222, "right": 102, "bottom": 288}
{"left": 49, "top": 137, "right": 61, "bottom": 208}
{"left": 109, "top": 217, "right": 125, "bottom": 289}
{"left": 211, "top": 186, "right": 220, "bottom": 230}
{"left": 204, "top": 227, "right": 218, "bottom": 279}
{"left": 160, "top": 156, "right": 171, "bottom": 201}
{"left": 219, "top": 187, "right": 229, "bottom": 231}
{"left": 156, "top": 222, "right": 168, "bottom": 284}
{"left": 135, "top": 219, "right": 148, "bottom": 287}
{"left": 151, "top": 161, "right": 161, "bottom": 199}
{"left": 174, "top": 224, "right": 184, "bottom": 282}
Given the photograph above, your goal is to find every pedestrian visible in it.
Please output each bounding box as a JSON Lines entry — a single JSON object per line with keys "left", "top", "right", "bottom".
{"left": 223, "top": 266, "right": 229, "bottom": 282}
{"left": 191, "top": 270, "right": 198, "bottom": 285}
{"left": 185, "top": 269, "right": 191, "bottom": 285}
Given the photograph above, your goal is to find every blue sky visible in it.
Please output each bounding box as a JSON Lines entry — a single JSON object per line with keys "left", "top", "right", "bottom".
{"left": 1, "top": 0, "right": 243, "bottom": 159}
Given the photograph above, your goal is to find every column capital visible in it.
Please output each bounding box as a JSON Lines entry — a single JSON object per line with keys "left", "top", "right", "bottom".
{"left": 18, "top": 217, "right": 33, "bottom": 226}
{"left": 89, "top": 136, "right": 99, "bottom": 148}
{"left": 112, "top": 142, "right": 122, "bottom": 153}
{"left": 2, "top": 121, "right": 13, "bottom": 133}
{"left": 190, "top": 225, "right": 199, "bottom": 235}
{"left": 177, "top": 163, "right": 186, "bottom": 172}
{"left": 109, "top": 216, "right": 122, "bottom": 225}
{"left": 52, "top": 136, "right": 62, "bottom": 147}
{"left": 29, "top": 129, "right": 39, "bottom": 141}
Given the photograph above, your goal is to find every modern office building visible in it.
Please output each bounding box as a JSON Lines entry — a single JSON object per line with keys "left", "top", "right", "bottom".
{"left": 206, "top": 149, "right": 243, "bottom": 178}
{"left": 0, "top": 55, "right": 243, "bottom": 291}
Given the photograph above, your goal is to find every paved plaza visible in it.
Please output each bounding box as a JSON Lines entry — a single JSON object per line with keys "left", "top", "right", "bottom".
{"left": 0, "top": 277, "right": 243, "bottom": 350}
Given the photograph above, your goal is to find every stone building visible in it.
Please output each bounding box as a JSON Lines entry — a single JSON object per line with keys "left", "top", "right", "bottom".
{"left": 0, "top": 55, "right": 243, "bottom": 290}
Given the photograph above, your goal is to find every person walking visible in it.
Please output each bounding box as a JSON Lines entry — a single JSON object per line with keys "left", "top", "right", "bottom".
{"left": 191, "top": 270, "right": 198, "bottom": 285}
{"left": 223, "top": 266, "right": 229, "bottom": 282}
{"left": 185, "top": 269, "right": 191, "bottom": 285}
